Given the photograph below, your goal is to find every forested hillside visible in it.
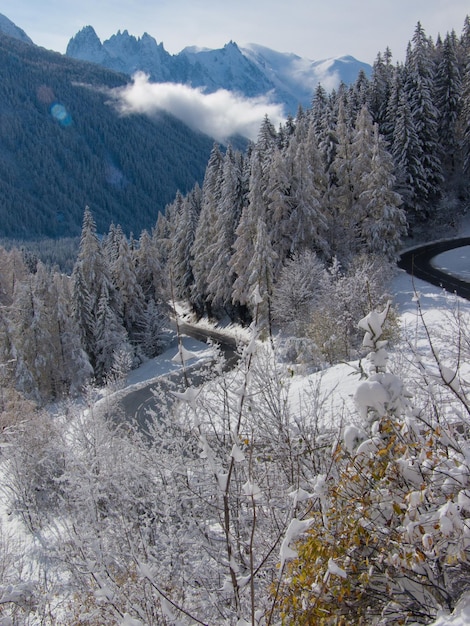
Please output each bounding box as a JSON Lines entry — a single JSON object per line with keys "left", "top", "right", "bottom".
{"left": 1, "top": 17, "right": 470, "bottom": 626}
{"left": 0, "top": 18, "right": 468, "bottom": 401}
{"left": 0, "top": 33, "right": 214, "bottom": 238}
{"left": 159, "top": 19, "right": 470, "bottom": 340}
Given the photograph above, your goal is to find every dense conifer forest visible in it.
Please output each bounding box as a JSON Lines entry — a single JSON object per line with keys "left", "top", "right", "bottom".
{"left": 158, "top": 18, "right": 470, "bottom": 339}
{"left": 0, "top": 33, "right": 214, "bottom": 238}
{"left": 1, "top": 17, "right": 470, "bottom": 626}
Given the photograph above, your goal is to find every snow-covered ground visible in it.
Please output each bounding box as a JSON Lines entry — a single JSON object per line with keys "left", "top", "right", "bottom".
{"left": 3, "top": 237, "right": 470, "bottom": 624}
{"left": 123, "top": 248, "right": 470, "bottom": 432}
{"left": 113, "top": 239, "right": 470, "bottom": 626}
{"left": 430, "top": 595, "right": 470, "bottom": 626}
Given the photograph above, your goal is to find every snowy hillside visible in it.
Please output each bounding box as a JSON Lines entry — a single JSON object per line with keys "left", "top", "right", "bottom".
{"left": 1, "top": 236, "right": 469, "bottom": 624}
{"left": 242, "top": 43, "right": 372, "bottom": 105}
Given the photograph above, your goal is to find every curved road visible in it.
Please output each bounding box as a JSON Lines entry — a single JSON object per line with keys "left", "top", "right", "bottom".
{"left": 117, "top": 238, "right": 470, "bottom": 432}
{"left": 398, "top": 237, "right": 470, "bottom": 300}
{"left": 117, "top": 324, "right": 240, "bottom": 434}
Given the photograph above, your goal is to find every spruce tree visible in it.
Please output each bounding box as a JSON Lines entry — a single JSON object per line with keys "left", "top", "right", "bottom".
{"left": 72, "top": 207, "right": 126, "bottom": 382}
{"left": 435, "top": 31, "right": 462, "bottom": 176}
{"left": 190, "top": 144, "right": 224, "bottom": 317}
{"left": 113, "top": 234, "right": 146, "bottom": 342}
{"left": 369, "top": 48, "right": 395, "bottom": 136}
{"left": 93, "top": 281, "right": 130, "bottom": 383}
{"left": 168, "top": 187, "right": 199, "bottom": 302}
{"left": 134, "top": 229, "right": 165, "bottom": 303}
{"left": 459, "top": 16, "right": 470, "bottom": 174}
{"left": 357, "top": 125, "right": 407, "bottom": 257}
{"left": 404, "top": 23, "right": 443, "bottom": 217}
{"left": 246, "top": 215, "right": 277, "bottom": 336}
{"left": 391, "top": 81, "right": 427, "bottom": 219}
{"left": 327, "top": 101, "right": 356, "bottom": 260}
{"left": 231, "top": 154, "right": 265, "bottom": 315}
{"left": 206, "top": 147, "right": 245, "bottom": 315}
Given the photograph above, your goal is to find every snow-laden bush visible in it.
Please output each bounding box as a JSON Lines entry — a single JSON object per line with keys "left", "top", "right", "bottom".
{"left": 273, "top": 252, "right": 398, "bottom": 368}
{"left": 307, "top": 255, "right": 398, "bottom": 366}
{"left": 1, "top": 410, "right": 67, "bottom": 534}
{"left": 272, "top": 250, "right": 324, "bottom": 336}
{"left": 34, "top": 314, "right": 333, "bottom": 625}
{"left": 6, "top": 296, "right": 470, "bottom": 624}
{"left": 278, "top": 303, "right": 470, "bottom": 625}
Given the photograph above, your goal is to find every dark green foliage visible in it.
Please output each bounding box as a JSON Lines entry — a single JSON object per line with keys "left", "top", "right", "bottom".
{"left": 0, "top": 237, "right": 79, "bottom": 273}
{"left": 0, "top": 34, "right": 214, "bottom": 239}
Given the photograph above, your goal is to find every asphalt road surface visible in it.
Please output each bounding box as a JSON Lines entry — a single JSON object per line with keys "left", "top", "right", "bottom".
{"left": 115, "top": 240, "right": 470, "bottom": 433}
{"left": 398, "top": 237, "right": 470, "bottom": 300}
{"left": 117, "top": 324, "right": 240, "bottom": 434}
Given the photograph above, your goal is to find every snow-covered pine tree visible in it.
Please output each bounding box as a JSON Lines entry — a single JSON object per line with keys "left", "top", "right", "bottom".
{"left": 93, "top": 280, "right": 130, "bottom": 384}
{"left": 255, "top": 114, "right": 278, "bottom": 168}
{"left": 7, "top": 262, "right": 89, "bottom": 401}
{"left": 435, "top": 30, "right": 462, "bottom": 177}
{"left": 265, "top": 143, "right": 295, "bottom": 274}
{"left": 231, "top": 154, "right": 266, "bottom": 318}
{"left": 151, "top": 205, "right": 173, "bottom": 275}
{"left": 134, "top": 228, "right": 165, "bottom": 303}
{"left": 310, "top": 83, "right": 329, "bottom": 140}
{"left": 112, "top": 232, "right": 146, "bottom": 343}
{"left": 190, "top": 143, "right": 224, "bottom": 318}
{"left": 327, "top": 100, "right": 356, "bottom": 261}
{"left": 136, "top": 298, "right": 167, "bottom": 359}
{"left": 404, "top": 22, "right": 444, "bottom": 218}
{"left": 72, "top": 207, "right": 127, "bottom": 382}
{"left": 0, "top": 246, "right": 28, "bottom": 306}
{"left": 369, "top": 48, "right": 395, "bottom": 138}
{"left": 51, "top": 270, "right": 92, "bottom": 395}
{"left": 357, "top": 125, "right": 407, "bottom": 257}
{"left": 459, "top": 16, "right": 470, "bottom": 174}
{"left": 246, "top": 215, "right": 277, "bottom": 337}
{"left": 289, "top": 130, "right": 329, "bottom": 258}
{"left": 391, "top": 76, "right": 426, "bottom": 220}
{"left": 171, "top": 185, "right": 201, "bottom": 302}
{"left": 384, "top": 60, "right": 406, "bottom": 147}
{"left": 347, "top": 68, "right": 370, "bottom": 122}
{"left": 347, "top": 105, "right": 376, "bottom": 255}
{"left": 9, "top": 275, "right": 43, "bottom": 400}
{"left": 205, "top": 146, "right": 246, "bottom": 317}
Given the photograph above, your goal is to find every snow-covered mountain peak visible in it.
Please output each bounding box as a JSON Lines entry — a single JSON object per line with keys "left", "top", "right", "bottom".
{"left": 66, "top": 26, "right": 103, "bottom": 61}
{"left": 0, "top": 13, "right": 33, "bottom": 44}
{"left": 65, "top": 25, "right": 372, "bottom": 113}
{"left": 181, "top": 45, "right": 211, "bottom": 54}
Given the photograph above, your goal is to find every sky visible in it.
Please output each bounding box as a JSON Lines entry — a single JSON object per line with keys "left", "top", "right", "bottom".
{"left": 2, "top": 0, "right": 469, "bottom": 65}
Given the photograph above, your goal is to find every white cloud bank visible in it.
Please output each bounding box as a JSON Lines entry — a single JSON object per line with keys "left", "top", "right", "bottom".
{"left": 110, "top": 72, "right": 286, "bottom": 142}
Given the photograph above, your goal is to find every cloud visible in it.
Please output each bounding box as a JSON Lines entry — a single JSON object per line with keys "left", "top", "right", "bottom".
{"left": 109, "top": 72, "right": 286, "bottom": 142}
{"left": 289, "top": 57, "right": 341, "bottom": 93}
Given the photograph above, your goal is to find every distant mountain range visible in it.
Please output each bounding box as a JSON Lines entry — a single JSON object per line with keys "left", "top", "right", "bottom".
{"left": 66, "top": 26, "right": 372, "bottom": 114}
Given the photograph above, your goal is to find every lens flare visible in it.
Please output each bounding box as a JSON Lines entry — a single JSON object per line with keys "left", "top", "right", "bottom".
{"left": 50, "top": 103, "right": 72, "bottom": 127}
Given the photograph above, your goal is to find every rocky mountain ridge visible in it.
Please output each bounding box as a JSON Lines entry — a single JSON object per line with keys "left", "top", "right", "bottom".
{"left": 66, "top": 26, "right": 372, "bottom": 113}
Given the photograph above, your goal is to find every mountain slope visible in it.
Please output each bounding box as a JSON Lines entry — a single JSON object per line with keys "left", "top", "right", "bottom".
{"left": 0, "top": 13, "right": 33, "bottom": 44}
{"left": 0, "top": 32, "right": 214, "bottom": 239}
{"left": 66, "top": 27, "right": 372, "bottom": 113}
{"left": 241, "top": 44, "right": 373, "bottom": 110}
